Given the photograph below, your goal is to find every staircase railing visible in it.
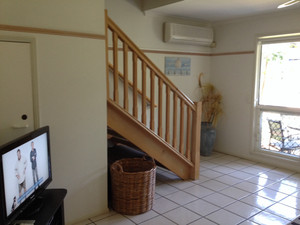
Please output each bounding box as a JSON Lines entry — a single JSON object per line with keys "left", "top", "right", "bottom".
{"left": 105, "top": 12, "right": 201, "bottom": 179}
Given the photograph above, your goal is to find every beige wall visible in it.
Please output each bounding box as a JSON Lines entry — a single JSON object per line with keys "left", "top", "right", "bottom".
{"left": 0, "top": 0, "right": 105, "bottom": 34}
{"left": 106, "top": 0, "right": 213, "bottom": 103}
{"left": 211, "top": 8, "right": 300, "bottom": 171}
{"left": 0, "top": 1, "right": 108, "bottom": 224}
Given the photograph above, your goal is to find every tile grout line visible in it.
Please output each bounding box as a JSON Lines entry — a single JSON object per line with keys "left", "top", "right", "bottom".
{"left": 156, "top": 156, "right": 300, "bottom": 224}
{"left": 89, "top": 152, "right": 300, "bottom": 225}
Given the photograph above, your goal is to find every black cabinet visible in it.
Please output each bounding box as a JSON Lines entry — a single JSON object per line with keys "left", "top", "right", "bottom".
{"left": 15, "top": 189, "right": 67, "bottom": 225}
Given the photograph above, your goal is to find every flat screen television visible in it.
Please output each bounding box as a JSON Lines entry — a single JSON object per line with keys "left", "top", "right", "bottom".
{"left": 0, "top": 126, "right": 52, "bottom": 225}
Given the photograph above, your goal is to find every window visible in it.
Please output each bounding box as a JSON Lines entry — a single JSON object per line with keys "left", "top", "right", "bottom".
{"left": 254, "top": 35, "right": 300, "bottom": 157}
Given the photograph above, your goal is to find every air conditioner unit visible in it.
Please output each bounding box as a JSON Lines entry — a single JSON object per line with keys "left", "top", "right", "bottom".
{"left": 164, "top": 22, "right": 214, "bottom": 47}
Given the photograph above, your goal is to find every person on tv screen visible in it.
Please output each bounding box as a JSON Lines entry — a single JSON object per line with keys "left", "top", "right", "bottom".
{"left": 11, "top": 196, "right": 17, "bottom": 212}
{"left": 30, "top": 141, "right": 39, "bottom": 187}
{"left": 15, "top": 149, "right": 27, "bottom": 197}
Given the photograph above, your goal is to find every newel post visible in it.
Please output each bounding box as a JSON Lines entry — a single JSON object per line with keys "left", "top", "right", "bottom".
{"left": 191, "top": 101, "right": 202, "bottom": 179}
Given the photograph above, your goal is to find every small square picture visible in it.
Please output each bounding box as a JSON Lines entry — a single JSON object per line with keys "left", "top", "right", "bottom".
{"left": 165, "top": 57, "right": 191, "bottom": 76}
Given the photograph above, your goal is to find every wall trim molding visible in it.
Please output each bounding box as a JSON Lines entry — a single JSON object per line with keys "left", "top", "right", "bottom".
{"left": 110, "top": 47, "right": 255, "bottom": 57}
{"left": 211, "top": 51, "right": 255, "bottom": 56}
{"left": 0, "top": 24, "right": 254, "bottom": 56}
{"left": 0, "top": 24, "right": 105, "bottom": 40}
{"left": 142, "top": 48, "right": 255, "bottom": 56}
{"left": 142, "top": 49, "right": 211, "bottom": 56}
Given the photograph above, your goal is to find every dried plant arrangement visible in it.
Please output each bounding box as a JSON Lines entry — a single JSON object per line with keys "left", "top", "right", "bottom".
{"left": 198, "top": 73, "right": 223, "bottom": 126}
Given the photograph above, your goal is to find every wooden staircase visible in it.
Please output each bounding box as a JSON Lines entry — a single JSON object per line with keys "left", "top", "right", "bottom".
{"left": 105, "top": 12, "right": 202, "bottom": 180}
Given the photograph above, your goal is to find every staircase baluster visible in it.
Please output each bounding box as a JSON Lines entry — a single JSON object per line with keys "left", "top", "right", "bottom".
{"left": 123, "top": 43, "right": 129, "bottom": 111}
{"left": 179, "top": 99, "right": 185, "bottom": 154}
{"left": 158, "top": 78, "right": 163, "bottom": 137}
{"left": 186, "top": 106, "right": 192, "bottom": 160}
{"left": 113, "top": 31, "right": 119, "bottom": 104}
{"left": 165, "top": 86, "right": 170, "bottom": 143}
{"left": 150, "top": 71, "right": 155, "bottom": 130}
{"left": 142, "top": 62, "right": 147, "bottom": 124}
{"left": 173, "top": 92, "right": 178, "bottom": 149}
{"left": 132, "top": 53, "right": 138, "bottom": 118}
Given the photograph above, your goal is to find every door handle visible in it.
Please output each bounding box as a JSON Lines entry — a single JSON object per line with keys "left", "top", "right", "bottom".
{"left": 12, "top": 124, "right": 29, "bottom": 129}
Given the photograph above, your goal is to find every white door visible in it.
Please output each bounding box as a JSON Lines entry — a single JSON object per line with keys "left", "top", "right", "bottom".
{"left": 0, "top": 40, "right": 36, "bottom": 145}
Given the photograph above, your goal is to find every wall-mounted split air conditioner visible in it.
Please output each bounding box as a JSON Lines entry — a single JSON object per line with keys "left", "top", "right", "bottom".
{"left": 164, "top": 22, "right": 214, "bottom": 47}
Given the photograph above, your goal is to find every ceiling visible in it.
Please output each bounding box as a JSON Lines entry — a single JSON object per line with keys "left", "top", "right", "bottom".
{"left": 142, "top": 0, "right": 300, "bottom": 22}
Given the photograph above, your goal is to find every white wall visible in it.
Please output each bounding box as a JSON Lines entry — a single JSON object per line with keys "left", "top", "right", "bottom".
{"left": 0, "top": 1, "right": 108, "bottom": 224}
{"left": 0, "top": 0, "right": 105, "bottom": 34}
{"left": 211, "top": 8, "right": 300, "bottom": 171}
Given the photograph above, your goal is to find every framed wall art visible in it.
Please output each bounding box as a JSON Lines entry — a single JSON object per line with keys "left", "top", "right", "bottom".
{"left": 165, "top": 57, "right": 191, "bottom": 76}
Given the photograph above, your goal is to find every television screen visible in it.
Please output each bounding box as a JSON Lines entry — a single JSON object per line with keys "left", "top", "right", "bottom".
{"left": 0, "top": 126, "right": 52, "bottom": 224}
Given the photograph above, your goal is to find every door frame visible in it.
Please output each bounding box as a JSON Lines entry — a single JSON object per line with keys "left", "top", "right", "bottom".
{"left": 0, "top": 36, "right": 40, "bottom": 129}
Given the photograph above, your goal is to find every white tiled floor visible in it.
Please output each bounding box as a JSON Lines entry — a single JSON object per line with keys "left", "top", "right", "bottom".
{"left": 73, "top": 152, "right": 300, "bottom": 225}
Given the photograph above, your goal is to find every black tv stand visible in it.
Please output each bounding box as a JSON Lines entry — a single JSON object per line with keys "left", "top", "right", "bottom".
{"left": 15, "top": 189, "right": 67, "bottom": 225}
{"left": 22, "top": 196, "right": 44, "bottom": 218}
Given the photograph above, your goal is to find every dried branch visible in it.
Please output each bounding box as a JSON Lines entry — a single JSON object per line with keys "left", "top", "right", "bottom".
{"left": 199, "top": 74, "right": 223, "bottom": 126}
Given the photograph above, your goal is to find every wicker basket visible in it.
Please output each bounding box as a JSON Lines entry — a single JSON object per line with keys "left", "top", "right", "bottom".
{"left": 110, "top": 157, "right": 156, "bottom": 215}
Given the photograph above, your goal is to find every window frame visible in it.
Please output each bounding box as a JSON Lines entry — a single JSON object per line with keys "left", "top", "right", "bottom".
{"left": 253, "top": 33, "right": 300, "bottom": 159}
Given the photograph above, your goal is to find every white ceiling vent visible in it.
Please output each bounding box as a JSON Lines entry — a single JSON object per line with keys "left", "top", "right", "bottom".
{"left": 164, "top": 22, "right": 214, "bottom": 47}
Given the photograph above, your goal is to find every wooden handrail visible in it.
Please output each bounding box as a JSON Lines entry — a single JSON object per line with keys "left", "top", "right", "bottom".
{"left": 106, "top": 11, "right": 201, "bottom": 179}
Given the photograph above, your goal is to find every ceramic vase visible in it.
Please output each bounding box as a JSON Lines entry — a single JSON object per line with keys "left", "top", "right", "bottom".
{"left": 200, "top": 122, "right": 216, "bottom": 156}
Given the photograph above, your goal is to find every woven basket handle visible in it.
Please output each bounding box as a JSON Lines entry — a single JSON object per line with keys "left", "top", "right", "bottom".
{"left": 115, "top": 162, "right": 123, "bottom": 172}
